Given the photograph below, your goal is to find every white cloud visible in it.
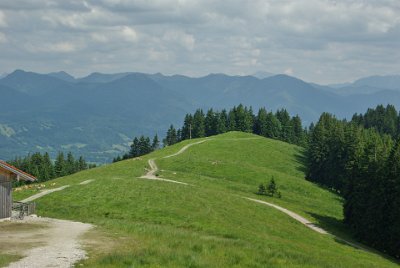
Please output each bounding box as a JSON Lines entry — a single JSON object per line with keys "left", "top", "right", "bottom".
{"left": 25, "top": 42, "right": 79, "bottom": 53}
{"left": 284, "top": 68, "right": 294, "bottom": 76}
{"left": 91, "top": 32, "right": 109, "bottom": 43}
{"left": 163, "top": 30, "right": 195, "bottom": 51}
{"left": 0, "top": 11, "right": 7, "bottom": 27}
{"left": 120, "top": 26, "right": 138, "bottom": 42}
{"left": 0, "top": 32, "right": 7, "bottom": 43}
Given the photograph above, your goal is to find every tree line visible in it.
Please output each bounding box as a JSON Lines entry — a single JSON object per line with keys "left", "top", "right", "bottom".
{"left": 8, "top": 152, "right": 95, "bottom": 184}
{"left": 307, "top": 104, "right": 400, "bottom": 258}
{"left": 164, "top": 104, "right": 307, "bottom": 146}
{"left": 113, "top": 135, "right": 160, "bottom": 162}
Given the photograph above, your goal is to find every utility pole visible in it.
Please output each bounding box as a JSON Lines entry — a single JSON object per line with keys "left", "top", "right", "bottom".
{"left": 189, "top": 123, "right": 192, "bottom": 140}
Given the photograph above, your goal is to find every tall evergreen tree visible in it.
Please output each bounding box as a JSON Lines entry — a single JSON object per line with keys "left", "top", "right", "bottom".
{"left": 192, "top": 109, "right": 205, "bottom": 138}
{"left": 164, "top": 125, "right": 178, "bottom": 146}
{"left": 181, "top": 114, "right": 193, "bottom": 140}
{"left": 54, "top": 152, "right": 66, "bottom": 177}
{"left": 152, "top": 134, "right": 160, "bottom": 150}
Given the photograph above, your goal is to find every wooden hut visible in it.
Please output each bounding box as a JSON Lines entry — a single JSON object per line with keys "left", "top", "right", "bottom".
{"left": 0, "top": 160, "right": 36, "bottom": 220}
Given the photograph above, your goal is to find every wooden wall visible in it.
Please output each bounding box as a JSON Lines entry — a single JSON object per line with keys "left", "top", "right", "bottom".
{"left": 0, "top": 168, "right": 12, "bottom": 219}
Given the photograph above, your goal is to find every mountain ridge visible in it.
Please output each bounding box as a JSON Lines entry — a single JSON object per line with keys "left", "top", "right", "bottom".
{"left": 1, "top": 69, "right": 400, "bottom": 162}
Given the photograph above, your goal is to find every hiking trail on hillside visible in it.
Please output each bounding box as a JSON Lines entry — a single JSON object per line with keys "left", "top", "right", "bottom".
{"left": 139, "top": 139, "right": 209, "bottom": 184}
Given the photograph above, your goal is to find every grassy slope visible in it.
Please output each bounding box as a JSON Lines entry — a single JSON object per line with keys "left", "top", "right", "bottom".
{"left": 10, "top": 132, "right": 398, "bottom": 267}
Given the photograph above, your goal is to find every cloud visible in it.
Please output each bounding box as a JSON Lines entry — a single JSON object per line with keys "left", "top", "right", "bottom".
{"left": 120, "top": 26, "right": 138, "bottom": 42}
{"left": 0, "top": 32, "right": 7, "bottom": 43}
{"left": 25, "top": 42, "right": 79, "bottom": 53}
{"left": 0, "top": 11, "right": 7, "bottom": 27}
{"left": 0, "top": 0, "right": 399, "bottom": 83}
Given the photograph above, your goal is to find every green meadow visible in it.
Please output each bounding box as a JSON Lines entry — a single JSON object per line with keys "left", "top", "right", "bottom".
{"left": 8, "top": 132, "right": 399, "bottom": 267}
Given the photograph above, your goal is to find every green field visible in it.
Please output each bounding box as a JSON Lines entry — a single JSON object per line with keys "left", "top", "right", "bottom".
{"left": 9, "top": 132, "right": 399, "bottom": 267}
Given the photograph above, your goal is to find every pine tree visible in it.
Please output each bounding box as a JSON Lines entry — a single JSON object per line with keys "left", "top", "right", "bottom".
{"left": 152, "top": 134, "right": 160, "bottom": 150}
{"left": 164, "top": 125, "right": 178, "bottom": 146}
{"left": 130, "top": 137, "right": 140, "bottom": 157}
{"left": 276, "top": 109, "right": 293, "bottom": 142}
{"left": 267, "top": 177, "right": 277, "bottom": 196}
{"left": 257, "top": 184, "right": 266, "bottom": 195}
{"left": 54, "top": 152, "right": 66, "bottom": 177}
{"left": 181, "top": 114, "right": 193, "bottom": 140}
{"left": 66, "top": 152, "right": 76, "bottom": 175}
{"left": 205, "top": 109, "right": 218, "bottom": 136}
{"left": 78, "top": 156, "right": 87, "bottom": 171}
{"left": 291, "top": 115, "right": 305, "bottom": 145}
{"left": 217, "top": 109, "right": 228, "bottom": 134}
{"left": 192, "top": 109, "right": 205, "bottom": 138}
{"left": 265, "top": 112, "right": 282, "bottom": 139}
{"left": 254, "top": 108, "right": 268, "bottom": 136}
{"left": 42, "top": 152, "right": 54, "bottom": 180}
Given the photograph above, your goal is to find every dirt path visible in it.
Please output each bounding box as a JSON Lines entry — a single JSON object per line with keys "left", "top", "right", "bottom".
{"left": 5, "top": 216, "right": 92, "bottom": 268}
{"left": 163, "top": 140, "right": 208, "bottom": 159}
{"left": 79, "top": 179, "right": 94, "bottom": 185}
{"left": 245, "top": 197, "right": 327, "bottom": 234}
{"left": 140, "top": 140, "right": 209, "bottom": 185}
{"left": 245, "top": 197, "right": 373, "bottom": 252}
{"left": 20, "top": 185, "right": 70, "bottom": 203}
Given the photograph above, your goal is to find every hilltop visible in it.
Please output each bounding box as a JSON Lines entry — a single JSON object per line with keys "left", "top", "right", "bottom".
{"left": 7, "top": 132, "right": 398, "bottom": 267}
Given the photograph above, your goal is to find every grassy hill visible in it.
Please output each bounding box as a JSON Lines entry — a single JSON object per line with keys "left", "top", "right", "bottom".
{"left": 9, "top": 132, "right": 399, "bottom": 267}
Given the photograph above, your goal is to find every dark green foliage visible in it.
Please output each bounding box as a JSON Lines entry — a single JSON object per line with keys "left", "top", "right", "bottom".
{"left": 54, "top": 152, "right": 67, "bottom": 178}
{"left": 276, "top": 109, "right": 294, "bottom": 143}
{"left": 307, "top": 108, "right": 400, "bottom": 259}
{"left": 176, "top": 104, "right": 305, "bottom": 146}
{"left": 257, "top": 184, "right": 266, "bottom": 195}
{"left": 164, "top": 125, "right": 178, "bottom": 146}
{"left": 256, "top": 177, "right": 280, "bottom": 197}
{"left": 192, "top": 109, "right": 205, "bottom": 138}
{"left": 267, "top": 177, "right": 278, "bottom": 197}
{"left": 8, "top": 151, "right": 90, "bottom": 183}
{"left": 205, "top": 109, "right": 218, "bottom": 136}
{"left": 181, "top": 114, "right": 193, "bottom": 140}
{"left": 351, "top": 104, "right": 400, "bottom": 138}
{"left": 114, "top": 134, "right": 161, "bottom": 162}
{"left": 152, "top": 134, "right": 160, "bottom": 150}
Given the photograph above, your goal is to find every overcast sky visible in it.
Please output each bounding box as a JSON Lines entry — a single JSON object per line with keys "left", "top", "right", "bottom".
{"left": 0, "top": 0, "right": 399, "bottom": 84}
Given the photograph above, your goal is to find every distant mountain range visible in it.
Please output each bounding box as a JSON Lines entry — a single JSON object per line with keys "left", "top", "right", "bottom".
{"left": 1, "top": 70, "right": 399, "bottom": 162}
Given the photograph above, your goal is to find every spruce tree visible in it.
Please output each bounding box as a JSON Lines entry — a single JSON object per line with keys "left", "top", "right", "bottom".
{"left": 267, "top": 177, "right": 277, "bottom": 196}
{"left": 192, "top": 109, "right": 205, "bottom": 138}
{"left": 54, "top": 152, "right": 66, "bottom": 177}
{"left": 152, "top": 134, "right": 160, "bottom": 150}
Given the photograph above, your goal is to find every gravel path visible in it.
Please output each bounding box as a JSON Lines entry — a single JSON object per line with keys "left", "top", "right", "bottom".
{"left": 245, "top": 197, "right": 328, "bottom": 234}
{"left": 140, "top": 139, "right": 209, "bottom": 185}
{"left": 6, "top": 216, "right": 92, "bottom": 268}
{"left": 79, "top": 179, "right": 94, "bottom": 185}
{"left": 20, "top": 185, "right": 70, "bottom": 203}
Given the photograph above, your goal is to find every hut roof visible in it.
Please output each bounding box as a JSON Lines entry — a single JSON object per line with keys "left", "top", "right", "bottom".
{"left": 0, "top": 160, "right": 36, "bottom": 181}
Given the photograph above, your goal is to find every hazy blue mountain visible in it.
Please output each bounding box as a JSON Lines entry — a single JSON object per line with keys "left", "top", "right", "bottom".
{"left": 77, "top": 72, "right": 133, "bottom": 83}
{"left": 353, "top": 75, "right": 400, "bottom": 90}
{"left": 1, "top": 70, "right": 400, "bottom": 163}
{"left": 47, "top": 71, "right": 76, "bottom": 82}
{"left": 324, "top": 75, "right": 400, "bottom": 96}
{"left": 0, "top": 69, "right": 74, "bottom": 96}
{"left": 326, "top": 82, "right": 352, "bottom": 89}
{"left": 252, "top": 71, "right": 275, "bottom": 79}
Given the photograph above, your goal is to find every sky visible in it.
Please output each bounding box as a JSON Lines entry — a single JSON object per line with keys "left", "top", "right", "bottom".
{"left": 0, "top": 0, "right": 399, "bottom": 84}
